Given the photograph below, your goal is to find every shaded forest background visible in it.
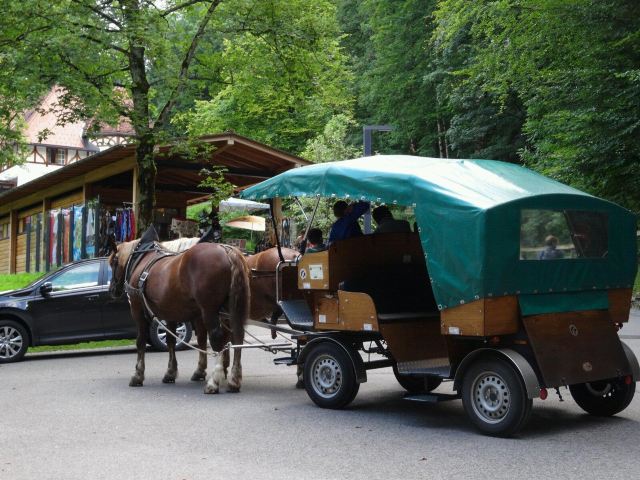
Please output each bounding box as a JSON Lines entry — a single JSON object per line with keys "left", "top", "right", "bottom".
{"left": 1, "top": 0, "right": 639, "bottom": 214}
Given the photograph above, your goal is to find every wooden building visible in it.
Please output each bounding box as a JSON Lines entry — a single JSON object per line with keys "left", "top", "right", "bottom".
{"left": 0, "top": 133, "right": 308, "bottom": 274}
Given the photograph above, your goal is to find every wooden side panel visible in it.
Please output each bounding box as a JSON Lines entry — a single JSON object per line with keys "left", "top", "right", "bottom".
{"left": 484, "top": 296, "right": 520, "bottom": 335}
{"left": 523, "top": 310, "right": 629, "bottom": 387}
{"left": 51, "top": 190, "right": 83, "bottom": 209}
{"left": 609, "top": 288, "right": 632, "bottom": 323}
{"left": 15, "top": 234, "right": 27, "bottom": 274}
{"left": 440, "top": 296, "right": 519, "bottom": 336}
{"left": 297, "top": 251, "right": 330, "bottom": 290}
{"left": 314, "top": 295, "right": 340, "bottom": 327}
{"left": 0, "top": 239, "right": 9, "bottom": 274}
{"left": 334, "top": 290, "right": 379, "bottom": 332}
{"left": 379, "top": 320, "right": 447, "bottom": 363}
{"left": 440, "top": 299, "right": 485, "bottom": 336}
{"left": 327, "top": 232, "right": 424, "bottom": 291}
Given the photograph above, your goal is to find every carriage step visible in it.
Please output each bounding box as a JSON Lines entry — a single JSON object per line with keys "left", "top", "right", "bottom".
{"left": 273, "top": 356, "right": 297, "bottom": 366}
{"left": 403, "top": 393, "right": 460, "bottom": 403}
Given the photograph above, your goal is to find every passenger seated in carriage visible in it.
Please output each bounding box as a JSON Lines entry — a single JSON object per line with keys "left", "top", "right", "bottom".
{"left": 328, "top": 200, "right": 370, "bottom": 245}
{"left": 372, "top": 205, "right": 411, "bottom": 234}
{"left": 305, "top": 228, "right": 326, "bottom": 253}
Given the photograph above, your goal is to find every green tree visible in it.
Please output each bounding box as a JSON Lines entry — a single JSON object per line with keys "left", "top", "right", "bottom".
{"left": 182, "top": 0, "right": 353, "bottom": 154}
{"left": 0, "top": 0, "right": 352, "bottom": 230}
{"left": 433, "top": 0, "right": 640, "bottom": 210}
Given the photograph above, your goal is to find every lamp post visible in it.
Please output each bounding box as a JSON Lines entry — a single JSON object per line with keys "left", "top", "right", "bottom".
{"left": 362, "top": 124, "right": 394, "bottom": 232}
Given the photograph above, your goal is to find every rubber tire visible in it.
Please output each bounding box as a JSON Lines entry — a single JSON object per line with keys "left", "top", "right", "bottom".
{"left": 392, "top": 364, "right": 442, "bottom": 393}
{"left": 0, "top": 319, "right": 29, "bottom": 363}
{"left": 303, "top": 342, "right": 359, "bottom": 409}
{"left": 148, "top": 321, "right": 193, "bottom": 351}
{"left": 461, "top": 357, "right": 532, "bottom": 437}
{"left": 569, "top": 379, "right": 636, "bottom": 417}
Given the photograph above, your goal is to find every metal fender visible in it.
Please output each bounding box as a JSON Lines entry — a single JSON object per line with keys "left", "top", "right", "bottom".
{"left": 621, "top": 341, "right": 640, "bottom": 381}
{"left": 453, "top": 348, "right": 541, "bottom": 399}
{"left": 298, "top": 337, "right": 367, "bottom": 384}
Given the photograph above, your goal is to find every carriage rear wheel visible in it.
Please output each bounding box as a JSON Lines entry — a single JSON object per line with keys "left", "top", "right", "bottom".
{"left": 569, "top": 378, "right": 635, "bottom": 417}
{"left": 304, "top": 342, "right": 359, "bottom": 409}
{"left": 392, "top": 364, "right": 442, "bottom": 394}
{"left": 461, "top": 358, "right": 532, "bottom": 437}
{"left": 148, "top": 321, "right": 193, "bottom": 351}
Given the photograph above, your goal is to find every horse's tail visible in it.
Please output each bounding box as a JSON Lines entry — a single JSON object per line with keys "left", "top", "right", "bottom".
{"left": 224, "top": 245, "right": 251, "bottom": 336}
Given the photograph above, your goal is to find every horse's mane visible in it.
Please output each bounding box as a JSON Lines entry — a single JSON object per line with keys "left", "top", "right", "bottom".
{"left": 160, "top": 237, "right": 200, "bottom": 253}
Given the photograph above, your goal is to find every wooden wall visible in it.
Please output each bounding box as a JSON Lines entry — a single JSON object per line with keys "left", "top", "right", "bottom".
{"left": 0, "top": 239, "right": 9, "bottom": 274}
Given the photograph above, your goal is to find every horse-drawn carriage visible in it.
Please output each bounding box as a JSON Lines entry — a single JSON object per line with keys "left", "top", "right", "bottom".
{"left": 240, "top": 155, "right": 639, "bottom": 436}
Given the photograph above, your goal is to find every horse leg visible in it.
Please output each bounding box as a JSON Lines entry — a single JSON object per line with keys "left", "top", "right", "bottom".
{"left": 269, "top": 306, "right": 282, "bottom": 340}
{"left": 130, "top": 310, "right": 147, "bottom": 387}
{"left": 204, "top": 312, "right": 226, "bottom": 394}
{"left": 190, "top": 319, "right": 207, "bottom": 382}
{"left": 227, "top": 317, "right": 244, "bottom": 393}
{"left": 162, "top": 321, "right": 178, "bottom": 384}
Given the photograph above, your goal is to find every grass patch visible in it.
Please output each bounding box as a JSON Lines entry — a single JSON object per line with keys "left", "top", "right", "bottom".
{"left": 0, "top": 272, "right": 45, "bottom": 291}
{"left": 30, "top": 339, "right": 135, "bottom": 353}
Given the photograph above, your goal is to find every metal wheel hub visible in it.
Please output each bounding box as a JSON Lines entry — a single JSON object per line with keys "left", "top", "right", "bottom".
{"left": 472, "top": 371, "right": 511, "bottom": 423}
{"left": 0, "top": 326, "right": 23, "bottom": 359}
{"left": 157, "top": 322, "right": 187, "bottom": 345}
{"left": 585, "top": 381, "right": 612, "bottom": 397}
{"left": 311, "top": 355, "right": 343, "bottom": 398}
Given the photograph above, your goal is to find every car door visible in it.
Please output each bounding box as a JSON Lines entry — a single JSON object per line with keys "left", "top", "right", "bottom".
{"left": 98, "top": 260, "right": 136, "bottom": 338}
{"left": 28, "top": 261, "right": 104, "bottom": 344}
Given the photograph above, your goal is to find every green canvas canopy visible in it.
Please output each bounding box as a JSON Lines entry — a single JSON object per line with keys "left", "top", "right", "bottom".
{"left": 241, "top": 155, "right": 637, "bottom": 313}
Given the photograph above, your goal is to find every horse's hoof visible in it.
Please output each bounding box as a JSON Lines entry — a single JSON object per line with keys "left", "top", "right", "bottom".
{"left": 227, "top": 385, "right": 241, "bottom": 393}
{"left": 204, "top": 384, "right": 219, "bottom": 394}
{"left": 162, "top": 376, "right": 176, "bottom": 384}
{"left": 191, "top": 372, "right": 206, "bottom": 382}
{"left": 129, "top": 378, "right": 144, "bottom": 387}
{"left": 295, "top": 379, "right": 305, "bottom": 389}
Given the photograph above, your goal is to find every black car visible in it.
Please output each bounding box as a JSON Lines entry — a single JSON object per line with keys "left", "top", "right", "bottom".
{"left": 0, "top": 258, "right": 192, "bottom": 363}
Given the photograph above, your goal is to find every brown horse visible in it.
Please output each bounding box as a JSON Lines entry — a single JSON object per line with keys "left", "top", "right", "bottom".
{"left": 246, "top": 247, "right": 299, "bottom": 330}
{"left": 109, "top": 236, "right": 250, "bottom": 394}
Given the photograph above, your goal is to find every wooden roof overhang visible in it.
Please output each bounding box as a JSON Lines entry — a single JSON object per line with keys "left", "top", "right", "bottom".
{"left": 0, "top": 133, "right": 309, "bottom": 215}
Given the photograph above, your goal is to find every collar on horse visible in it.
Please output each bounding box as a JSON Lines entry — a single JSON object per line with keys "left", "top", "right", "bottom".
{"left": 123, "top": 241, "right": 177, "bottom": 297}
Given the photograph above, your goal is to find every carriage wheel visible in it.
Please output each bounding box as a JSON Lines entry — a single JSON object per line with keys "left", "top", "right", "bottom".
{"left": 461, "top": 358, "right": 532, "bottom": 437}
{"left": 304, "top": 342, "right": 359, "bottom": 409}
{"left": 0, "top": 320, "right": 29, "bottom": 363}
{"left": 148, "top": 321, "right": 193, "bottom": 351}
{"left": 392, "top": 364, "right": 442, "bottom": 394}
{"left": 569, "top": 378, "right": 635, "bottom": 417}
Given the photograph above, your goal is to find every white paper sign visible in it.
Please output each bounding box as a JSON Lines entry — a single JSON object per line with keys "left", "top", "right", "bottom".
{"left": 309, "top": 264, "right": 324, "bottom": 280}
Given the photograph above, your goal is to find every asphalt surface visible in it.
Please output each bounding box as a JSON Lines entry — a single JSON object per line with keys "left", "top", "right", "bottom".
{"left": 2, "top": 317, "right": 640, "bottom": 480}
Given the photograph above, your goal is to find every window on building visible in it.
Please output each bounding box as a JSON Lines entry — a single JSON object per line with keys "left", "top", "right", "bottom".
{"left": 0, "top": 222, "right": 9, "bottom": 240}
{"left": 47, "top": 148, "right": 66, "bottom": 165}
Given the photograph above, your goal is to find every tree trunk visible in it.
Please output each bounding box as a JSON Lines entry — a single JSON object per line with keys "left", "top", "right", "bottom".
{"left": 135, "top": 136, "right": 156, "bottom": 231}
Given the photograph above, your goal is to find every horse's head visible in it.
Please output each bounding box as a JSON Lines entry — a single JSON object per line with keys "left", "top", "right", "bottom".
{"left": 108, "top": 239, "right": 138, "bottom": 298}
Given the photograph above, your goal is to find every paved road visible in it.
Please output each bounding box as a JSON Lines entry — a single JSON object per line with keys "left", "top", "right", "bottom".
{"left": 2, "top": 322, "right": 640, "bottom": 480}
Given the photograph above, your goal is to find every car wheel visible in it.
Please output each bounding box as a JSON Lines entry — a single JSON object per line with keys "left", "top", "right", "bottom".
{"left": 148, "top": 320, "right": 193, "bottom": 351}
{"left": 392, "top": 364, "right": 442, "bottom": 393}
{"left": 303, "top": 341, "right": 359, "bottom": 409}
{"left": 0, "top": 320, "right": 29, "bottom": 363}
{"left": 569, "top": 378, "right": 635, "bottom": 417}
{"left": 461, "top": 357, "right": 532, "bottom": 437}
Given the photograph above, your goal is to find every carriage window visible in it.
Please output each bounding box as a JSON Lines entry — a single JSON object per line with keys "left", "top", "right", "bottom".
{"left": 520, "top": 210, "right": 608, "bottom": 260}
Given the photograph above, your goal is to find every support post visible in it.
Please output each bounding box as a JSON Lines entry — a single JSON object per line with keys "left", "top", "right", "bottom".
{"left": 9, "top": 210, "right": 17, "bottom": 274}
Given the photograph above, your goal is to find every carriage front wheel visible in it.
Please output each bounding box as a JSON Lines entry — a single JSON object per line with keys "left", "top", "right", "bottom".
{"left": 569, "top": 378, "right": 635, "bottom": 417}
{"left": 461, "top": 358, "right": 532, "bottom": 437}
{"left": 303, "top": 342, "right": 359, "bottom": 409}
